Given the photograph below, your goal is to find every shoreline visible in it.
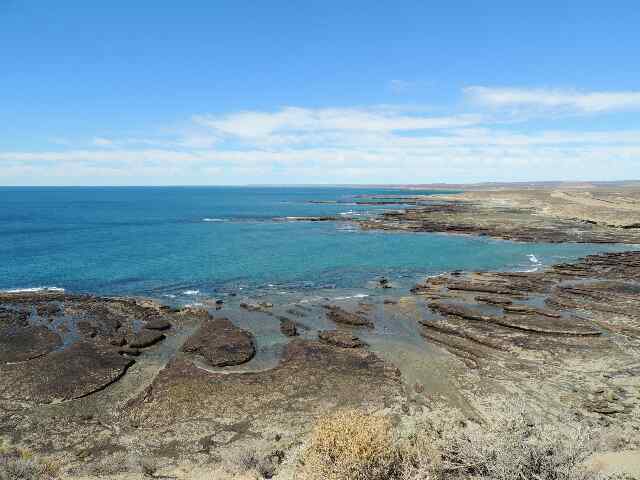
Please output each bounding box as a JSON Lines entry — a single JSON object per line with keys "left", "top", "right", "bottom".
{"left": 2, "top": 185, "right": 640, "bottom": 478}
{"left": 2, "top": 249, "right": 640, "bottom": 478}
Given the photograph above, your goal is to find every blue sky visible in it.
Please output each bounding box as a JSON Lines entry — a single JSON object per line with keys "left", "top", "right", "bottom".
{"left": 1, "top": 0, "right": 639, "bottom": 185}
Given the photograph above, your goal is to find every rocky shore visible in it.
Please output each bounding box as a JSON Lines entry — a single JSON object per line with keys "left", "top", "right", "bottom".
{"left": 1, "top": 249, "right": 639, "bottom": 478}
{"left": 358, "top": 187, "right": 640, "bottom": 243}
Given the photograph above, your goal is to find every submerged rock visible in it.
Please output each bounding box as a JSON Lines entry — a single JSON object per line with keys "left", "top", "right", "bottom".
{"left": 318, "top": 330, "right": 365, "bottom": 348}
{"left": 182, "top": 317, "right": 256, "bottom": 367}
{"left": 324, "top": 305, "right": 373, "bottom": 327}
{"left": 279, "top": 318, "right": 298, "bottom": 337}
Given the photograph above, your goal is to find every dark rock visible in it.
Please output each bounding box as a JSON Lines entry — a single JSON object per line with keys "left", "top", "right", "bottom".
{"left": 318, "top": 330, "right": 365, "bottom": 348}
{"left": 279, "top": 318, "right": 298, "bottom": 337}
{"left": 428, "top": 301, "right": 600, "bottom": 336}
{"left": 475, "top": 295, "right": 513, "bottom": 306}
{"left": 240, "top": 303, "right": 262, "bottom": 311}
{"left": 129, "top": 330, "right": 166, "bottom": 348}
{"left": 144, "top": 318, "right": 172, "bottom": 331}
{"left": 324, "top": 306, "right": 373, "bottom": 327}
{"left": 182, "top": 318, "right": 255, "bottom": 367}
{"left": 0, "top": 324, "right": 62, "bottom": 363}
{"left": 0, "top": 341, "right": 133, "bottom": 403}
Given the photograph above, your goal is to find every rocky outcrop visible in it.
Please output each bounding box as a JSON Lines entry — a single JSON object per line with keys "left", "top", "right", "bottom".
{"left": 415, "top": 251, "right": 640, "bottom": 420}
{"left": 143, "top": 318, "right": 172, "bottom": 331}
{"left": 0, "top": 293, "right": 181, "bottom": 406}
{"left": 357, "top": 188, "right": 640, "bottom": 244}
{"left": 129, "top": 330, "right": 166, "bottom": 348}
{"left": 324, "top": 305, "right": 373, "bottom": 327}
{"left": 0, "top": 307, "right": 62, "bottom": 363}
{"left": 0, "top": 341, "right": 133, "bottom": 403}
{"left": 182, "top": 317, "right": 256, "bottom": 367}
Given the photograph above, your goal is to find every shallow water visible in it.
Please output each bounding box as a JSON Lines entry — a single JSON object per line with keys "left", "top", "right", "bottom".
{"left": 0, "top": 187, "right": 633, "bottom": 302}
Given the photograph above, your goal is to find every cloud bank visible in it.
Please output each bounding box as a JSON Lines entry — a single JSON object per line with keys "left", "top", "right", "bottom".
{"left": 2, "top": 87, "right": 639, "bottom": 185}
{"left": 465, "top": 86, "right": 640, "bottom": 113}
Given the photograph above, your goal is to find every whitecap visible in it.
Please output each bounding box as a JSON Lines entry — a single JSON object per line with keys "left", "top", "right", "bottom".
{"left": 333, "top": 293, "right": 369, "bottom": 300}
{"left": 203, "top": 218, "right": 224, "bottom": 222}
{"left": 527, "top": 254, "right": 541, "bottom": 264}
{"left": 182, "top": 289, "right": 200, "bottom": 296}
{"left": 2, "top": 286, "right": 65, "bottom": 293}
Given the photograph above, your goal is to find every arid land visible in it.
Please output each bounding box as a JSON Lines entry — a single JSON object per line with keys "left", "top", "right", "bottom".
{"left": 359, "top": 184, "right": 640, "bottom": 243}
{"left": 1, "top": 185, "right": 640, "bottom": 479}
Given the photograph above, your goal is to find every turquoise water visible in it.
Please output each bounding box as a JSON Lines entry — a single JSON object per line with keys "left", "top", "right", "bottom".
{"left": 0, "top": 186, "right": 631, "bottom": 300}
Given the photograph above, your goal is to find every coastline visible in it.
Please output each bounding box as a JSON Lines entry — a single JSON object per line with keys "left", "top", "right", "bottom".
{"left": 2, "top": 250, "right": 640, "bottom": 478}
{"left": 2, "top": 185, "right": 640, "bottom": 478}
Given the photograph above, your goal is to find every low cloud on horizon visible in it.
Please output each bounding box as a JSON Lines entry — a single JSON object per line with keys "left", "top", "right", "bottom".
{"left": 3, "top": 86, "right": 640, "bottom": 186}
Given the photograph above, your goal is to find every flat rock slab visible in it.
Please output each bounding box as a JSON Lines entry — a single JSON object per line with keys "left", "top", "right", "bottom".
{"left": 325, "top": 305, "right": 373, "bottom": 327}
{"left": 0, "top": 341, "right": 133, "bottom": 403}
{"left": 127, "top": 339, "right": 400, "bottom": 433}
{"left": 318, "top": 330, "right": 365, "bottom": 348}
{"left": 182, "top": 317, "right": 256, "bottom": 367}
{"left": 429, "top": 301, "right": 600, "bottom": 336}
{"left": 0, "top": 325, "right": 62, "bottom": 363}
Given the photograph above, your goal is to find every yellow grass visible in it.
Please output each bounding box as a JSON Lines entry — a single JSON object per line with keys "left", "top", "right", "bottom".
{"left": 299, "top": 409, "right": 401, "bottom": 480}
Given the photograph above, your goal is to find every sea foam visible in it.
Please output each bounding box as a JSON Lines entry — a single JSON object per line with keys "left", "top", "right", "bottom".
{"left": 2, "top": 286, "right": 65, "bottom": 293}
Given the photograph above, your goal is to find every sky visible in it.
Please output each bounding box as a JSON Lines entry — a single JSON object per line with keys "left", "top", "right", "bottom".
{"left": 1, "top": 0, "right": 639, "bottom": 186}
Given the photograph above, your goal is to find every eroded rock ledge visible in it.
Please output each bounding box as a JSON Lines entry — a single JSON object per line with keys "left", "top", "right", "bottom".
{"left": 182, "top": 317, "right": 256, "bottom": 367}
{"left": 0, "top": 293, "right": 178, "bottom": 404}
{"left": 357, "top": 187, "right": 640, "bottom": 243}
{"left": 412, "top": 251, "right": 640, "bottom": 418}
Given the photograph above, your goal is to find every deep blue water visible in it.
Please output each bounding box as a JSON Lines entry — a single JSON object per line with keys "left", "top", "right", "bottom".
{"left": 0, "top": 187, "right": 631, "bottom": 300}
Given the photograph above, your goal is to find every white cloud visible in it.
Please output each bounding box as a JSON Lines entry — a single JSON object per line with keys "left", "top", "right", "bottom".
{"left": 194, "top": 106, "right": 483, "bottom": 139}
{"left": 92, "top": 137, "right": 114, "bottom": 147}
{"left": 3, "top": 90, "right": 640, "bottom": 185}
{"left": 465, "top": 86, "right": 640, "bottom": 113}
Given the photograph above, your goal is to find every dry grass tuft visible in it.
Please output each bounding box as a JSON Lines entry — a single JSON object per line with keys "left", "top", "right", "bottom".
{"left": 428, "top": 408, "right": 599, "bottom": 480}
{"left": 0, "top": 441, "right": 60, "bottom": 480}
{"left": 299, "top": 409, "right": 403, "bottom": 480}
{"left": 296, "top": 405, "right": 628, "bottom": 480}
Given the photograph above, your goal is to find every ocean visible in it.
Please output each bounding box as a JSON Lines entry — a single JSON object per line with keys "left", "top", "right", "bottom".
{"left": 0, "top": 186, "right": 630, "bottom": 303}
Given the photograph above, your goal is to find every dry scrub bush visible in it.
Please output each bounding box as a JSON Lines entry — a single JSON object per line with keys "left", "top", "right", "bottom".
{"left": 226, "top": 444, "right": 286, "bottom": 479}
{"left": 299, "top": 409, "right": 404, "bottom": 480}
{"left": 298, "top": 406, "right": 620, "bottom": 480}
{"left": 0, "top": 442, "right": 59, "bottom": 480}
{"left": 427, "top": 408, "right": 599, "bottom": 480}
